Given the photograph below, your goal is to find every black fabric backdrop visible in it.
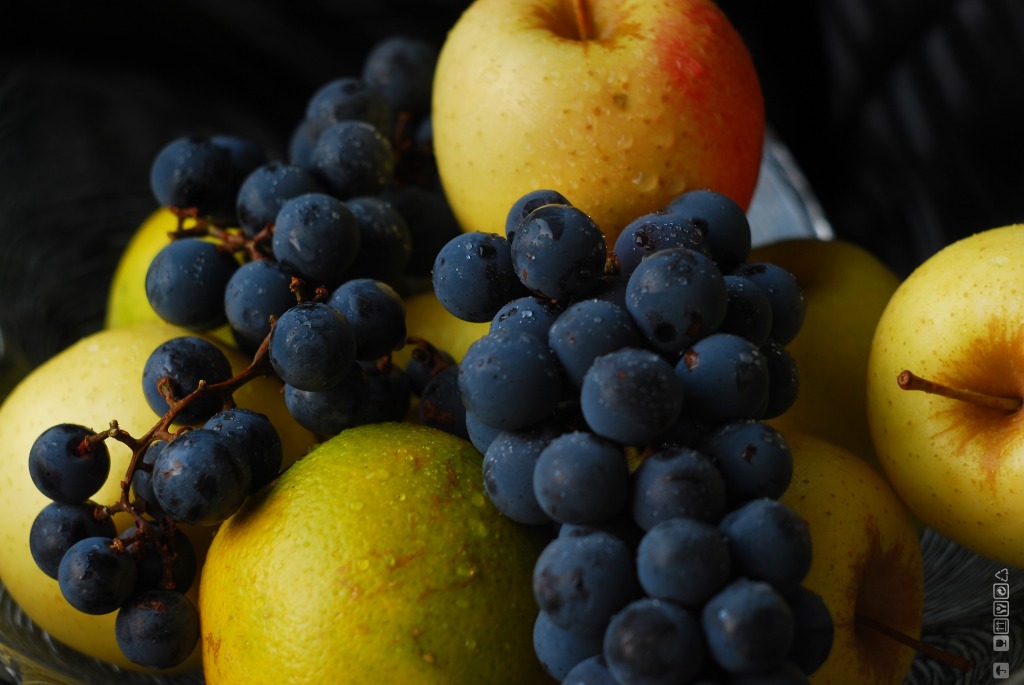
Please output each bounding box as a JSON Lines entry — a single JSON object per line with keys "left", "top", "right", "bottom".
{"left": 1, "top": 0, "right": 1023, "bottom": 371}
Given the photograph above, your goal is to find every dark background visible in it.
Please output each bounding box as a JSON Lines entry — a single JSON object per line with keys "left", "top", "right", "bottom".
{"left": 1, "top": 0, "right": 1023, "bottom": 374}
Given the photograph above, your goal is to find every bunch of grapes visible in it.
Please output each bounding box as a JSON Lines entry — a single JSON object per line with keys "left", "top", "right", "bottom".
{"left": 431, "top": 189, "right": 834, "bottom": 683}
{"left": 22, "top": 34, "right": 464, "bottom": 670}
{"left": 142, "top": 34, "right": 463, "bottom": 438}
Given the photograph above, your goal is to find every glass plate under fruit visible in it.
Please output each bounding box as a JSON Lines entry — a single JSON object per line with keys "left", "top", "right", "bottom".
{"left": 0, "top": 130, "right": 1020, "bottom": 685}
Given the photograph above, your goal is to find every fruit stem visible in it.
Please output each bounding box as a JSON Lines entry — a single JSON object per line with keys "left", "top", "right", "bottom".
{"left": 572, "top": 0, "right": 592, "bottom": 40}
{"left": 897, "top": 370, "right": 1022, "bottom": 413}
{"left": 856, "top": 614, "right": 975, "bottom": 672}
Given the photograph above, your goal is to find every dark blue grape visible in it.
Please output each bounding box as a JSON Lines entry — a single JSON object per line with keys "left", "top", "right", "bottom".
{"left": 579, "top": 348, "right": 683, "bottom": 446}
{"left": 141, "top": 335, "right": 233, "bottom": 424}
{"left": 149, "top": 135, "right": 234, "bottom": 219}
{"left": 625, "top": 247, "right": 728, "bottom": 354}
{"left": 674, "top": 333, "right": 770, "bottom": 423}
{"left": 311, "top": 120, "right": 394, "bottom": 199}
{"left": 602, "top": 598, "right": 706, "bottom": 685}
{"left": 490, "top": 295, "right": 562, "bottom": 346}
{"left": 719, "top": 498, "right": 812, "bottom": 594}
{"left": 288, "top": 119, "right": 318, "bottom": 169}
{"left": 667, "top": 189, "right": 752, "bottom": 272}
{"left": 729, "top": 661, "right": 811, "bottom": 684}
{"left": 533, "top": 610, "right": 603, "bottom": 681}
{"left": 236, "top": 161, "right": 325, "bottom": 237}
{"left": 283, "top": 363, "right": 371, "bottom": 436}
{"left": 636, "top": 518, "right": 730, "bottom": 607}
{"left": 510, "top": 203, "right": 607, "bottom": 302}
{"left": 379, "top": 186, "right": 462, "bottom": 279}
{"left": 414, "top": 115, "right": 433, "bottom": 150}
{"left": 720, "top": 275, "right": 774, "bottom": 346}
{"left": 785, "top": 586, "right": 834, "bottom": 675}
{"left": 361, "top": 36, "right": 438, "bottom": 118}
{"left": 458, "top": 328, "right": 562, "bottom": 431}
{"left": 119, "top": 525, "right": 197, "bottom": 593}
{"left": 760, "top": 339, "right": 800, "bottom": 420}
{"left": 466, "top": 408, "right": 503, "bottom": 455}
{"left": 150, "top": 429, "right": 252, "bottom": 526}
{"left": 613, "top": 210, "right": 711, "bottom": 278}
{"left": 418, "top": 364, "right": 468, "bottom": 440}
{"left": 548, "top": 299, "right": 642, "bottom": 388}
{"left": 731, "top": 262, "right": 806, "bottom": 346}
{"left": 28, "top": 423, "right": 109, "bottom": 503}
{"left": 304, "top": 76, "right": 393, "bottom": 139}
{"left": 563, "top": 655, "right": 617, "bottom": 685}
{"left": 698, "top": 421, "right": 793, "bottom": 503}
{"left": 210, "top": 134, "right": 269, "bottom": 190}
{"left": 271, "top": 192, "right": 361, "bottom": 288}
{"left": 483, "top": 423, "right": 563, "bottom": 525}
{"left": 403, "top": 338, "right": 455, "bottom": 397}
{"left": 360, "top": 359, "right": 412, "bottom": 423}
{"left": 29, "top": 501, "right": 116, "bottom": 579}
{"left": 57, "top": 536, "right": 138, "bottom": 615}
{"left": 702, "top": 578, "right": 795, "bottom": 675}
{"left": 327, "top": 278, "right": 407, "bottom": 361}
{"left": 145, "top": 238, "right": 238, "bottom": 331}
{"left": 504, "top": 189, "right": 571, "bottom": 242}
{"left": 532, "top": 530, "right": 639, "bottom": 636}
{"left": 432, "top": 231, "right": 527, "bottom": 323}
{"left": 204, "top": 408, "right": 284, "bottom": 493}
{"left": 342, "top": 196, "right": 413, "bottom": 286}
{"left": 115, "top": 590, "right": 200, "bottom": 669}
{"left": 268, "top": 302, "right": 357, "bottom": 392}
{"left": 131, "top": 441, "right": 167, "bottom": 517}
{"left": 533, "top": 431, "right": 629, "bottom": 525}
{"left": 223, "top": 259, "right": 297, "bottom": 353}
{"left": 631, "top": 446, "right": 726, "bottom": 530}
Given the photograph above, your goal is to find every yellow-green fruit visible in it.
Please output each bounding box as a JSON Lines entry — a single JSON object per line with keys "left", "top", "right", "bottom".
{"left": 106, "top": 207, "right": 233, "bottom": 344}
{"left": 750, "top": 239, "right": 900, "bottom": 470}
{"left": 867, "top": 224, "right": 1024, "bottom": 566}
{"left": 200, "top": 422, "right": 551, "bottom": 685}
{"left": 394, "top": 290, "right": 491, "bottom": 369}
{"left": 0, "top": 322, "right": 317, "bottom": 670}
{"left": 781, "top": 431, "right": 923, "bottom": 685}
{"left": 432, "top": 0, "right": 765, "bottom": 247}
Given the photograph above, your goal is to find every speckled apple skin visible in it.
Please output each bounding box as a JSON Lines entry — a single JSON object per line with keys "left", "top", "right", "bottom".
{"left": 867, "top": 224, "right": 1024, "bottom": 567}
{"left": 782, "top": 431, "right": 923, "bottom": 685}
{"left": 432, "top": 0, "right": 764, "bottom": 246}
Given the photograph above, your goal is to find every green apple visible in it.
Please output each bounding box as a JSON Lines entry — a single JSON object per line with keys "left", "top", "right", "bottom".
{"left": 0, "top": 322, "right": 317, "bottom": 670}
{"left": 106, "top": 207, "right": 234, "bottom": 344}
{"left": 750, "top": 238, "right": 900, "bottom": 471}
{"left": 432, "top": 0, "right": 764, "bottom": 247}
{"left": 780, "top": 431, "right": 924, "bottom": 685}
{"left": 867, "top": 224, "right": 1024, "bottom": 567}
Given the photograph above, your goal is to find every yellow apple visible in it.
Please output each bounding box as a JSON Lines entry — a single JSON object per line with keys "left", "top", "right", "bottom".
{"left": 432, "top": 0, "right": 764, "bottom": 246}
{"left": 393, "top": 289, "right": 491, "bottom": 369}
{"left": 106, "top": 207, "right": 234, "bottom": 344}
{"left": 750, "top": 238, "right": 900, "bottom": 471}
{"left": 0, "top": 321, "right": 317, "bottom": 670}
{"left": 867, "top": 224, "right": 1024, "bottom": 567}
{"left": 780, "top": 431, "right": 923, "bottom": 685}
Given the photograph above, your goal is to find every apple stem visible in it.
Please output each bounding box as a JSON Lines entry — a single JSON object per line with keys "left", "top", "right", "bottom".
{"left": 897, "top": 369, "right": 1022, "bottom": 413}
{"left": 856, "top": 614, "right": 975, "bottom": 672}
{"left": 572, "top": 0, "right": 592, "bottom": 41}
